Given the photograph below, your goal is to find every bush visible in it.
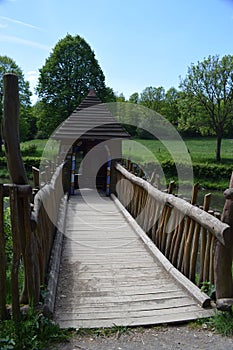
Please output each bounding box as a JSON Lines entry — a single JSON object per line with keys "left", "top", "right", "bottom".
{"left": 143, "top": 160, "right": 232, "bottom": 189}
{"left": 21, "top": 144, "right": 38, "bottom": 156}
{"left": 22, "top": 156, "right": 41, "bottom": 171}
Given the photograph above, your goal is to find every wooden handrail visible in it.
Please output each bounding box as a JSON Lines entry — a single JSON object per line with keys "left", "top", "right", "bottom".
{"left": 116, "top": 163, "right": 230, "bottom": 245}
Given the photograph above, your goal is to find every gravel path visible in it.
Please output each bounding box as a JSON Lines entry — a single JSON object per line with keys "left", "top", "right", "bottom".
{"left": 51, "top": 323, "right": 233, "bottom": 350}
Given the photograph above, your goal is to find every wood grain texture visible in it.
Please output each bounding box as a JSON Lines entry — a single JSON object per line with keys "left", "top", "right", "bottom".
{"left": 54, "top": 190, "right": 214, "bottom": 329}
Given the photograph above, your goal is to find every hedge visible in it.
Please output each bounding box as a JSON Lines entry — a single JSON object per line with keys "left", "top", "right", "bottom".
{"left": 144, "top": 160, "right": 232, "bottom": 183}
{"left": 0, "top": 156, "right": 41, "bottom": 172}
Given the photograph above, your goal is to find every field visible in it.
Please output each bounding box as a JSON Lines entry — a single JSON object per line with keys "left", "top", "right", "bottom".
{"left": 123, "top": 137, "right": 233, "bottom": 165}
{"left": 20, "top": 138, "right": 48, "bottom": 156}
{"left": 19, "top": 137, "right": 233, "bottom": 166}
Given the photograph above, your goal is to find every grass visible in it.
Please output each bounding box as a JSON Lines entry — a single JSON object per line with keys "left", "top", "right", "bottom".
{"left": 0, "top": 310, "right": 69, "bottom": 350}
{"left": 20, "top": 139, "right": 48, "bottom": 157}
{"left": 123, "top": 137, "right": 233, "bottom": 165}
{"left": 194, "top": 311, "right": 233, "bottom": 337}
{"left": 123, "top": 137, "right": 233, "bottom": 192}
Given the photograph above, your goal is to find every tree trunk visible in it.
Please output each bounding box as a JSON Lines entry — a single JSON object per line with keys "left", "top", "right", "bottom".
{"left": 216, "top": 131, "right": 222, "bottom": 162}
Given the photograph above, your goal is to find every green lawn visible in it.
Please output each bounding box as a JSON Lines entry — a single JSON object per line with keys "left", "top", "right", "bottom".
{"left": 20, "top": 137, "right": 233, "bottom": 165}
{"left": 123, "top": 137, "right": 233, "bottom": 165}
{"left": 20, "top": 139, "right": 48, "bottom": 156}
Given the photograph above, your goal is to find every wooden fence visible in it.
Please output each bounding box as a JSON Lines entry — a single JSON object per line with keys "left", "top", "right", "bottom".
{"left": 0, "top": 162, "right": 69, "bottom": 321}
{"left": 115, "top": 162, "right": 232, "bottom": 305}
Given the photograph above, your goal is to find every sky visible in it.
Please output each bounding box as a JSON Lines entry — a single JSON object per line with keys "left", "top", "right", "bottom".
{"left": 0, "top": 0, "right": 233, "bottom": 104}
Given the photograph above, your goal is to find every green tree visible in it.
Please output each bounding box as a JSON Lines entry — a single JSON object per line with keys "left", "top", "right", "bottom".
{"left": 0, "top": 56, "right": 32, "bottom": 149}
{"left": 160, "top": 87, "right": 181, "bottom": 125}
{"left": 129, "top": 92, "right": 139, "bottom": 104}
{"left": 36, "top": 34, "right": 113, "bottom": 137}
{"left": 180, "top": 55, "right": 233, "bottom": 162}
{"left": 140, "top": 86, "right": 165, "bottom": 112}
{"left": 116, "top": 93, "right": 126, "bottom": 102}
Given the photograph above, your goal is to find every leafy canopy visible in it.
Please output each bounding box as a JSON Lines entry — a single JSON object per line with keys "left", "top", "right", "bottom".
{"left": 179, "top": 54, "right": 233, "bottom": 161}
{"left": 0, "top": 56, "right": 33, "bottom": 142}
{"left": 36, "top": 34, "right": 115, "bottom": 136}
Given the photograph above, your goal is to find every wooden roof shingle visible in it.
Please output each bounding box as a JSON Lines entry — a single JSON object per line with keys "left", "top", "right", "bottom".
{"left": 52, "top": 89, "right": 130, "bottom": 141}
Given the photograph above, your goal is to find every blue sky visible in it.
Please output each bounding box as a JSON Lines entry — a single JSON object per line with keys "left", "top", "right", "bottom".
{"left": 0, "top": 0, "right": 233, "bottom": 104}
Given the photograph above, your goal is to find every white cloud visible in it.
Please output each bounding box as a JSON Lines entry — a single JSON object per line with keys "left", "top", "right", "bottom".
{"left": 0, "top": 33, "right": 50, "bottom": 50}
{"left": 0, "top": 15, "right": 42, "bottom": 30}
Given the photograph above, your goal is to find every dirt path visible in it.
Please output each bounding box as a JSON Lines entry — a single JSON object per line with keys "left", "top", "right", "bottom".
{"left": 51, "top": 323, "right": 233, "bottom": 350}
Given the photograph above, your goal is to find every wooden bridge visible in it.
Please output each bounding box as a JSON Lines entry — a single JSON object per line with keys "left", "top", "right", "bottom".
{"left": 1, "top": 153, "right": 233, "bottom": 328}
{"left": 54, "top": 188, "right": 213, "bottom": 328}
{"left": 1, "top": 74, "right": 233, "bottom": 328}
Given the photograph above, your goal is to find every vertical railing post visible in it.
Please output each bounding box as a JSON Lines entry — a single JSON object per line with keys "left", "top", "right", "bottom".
{"left": 70, "top": 145, "right": 77, "bottom": 195}
{"left": 105, "top": 145, "right": 111, "bottom": 196}
{"left": 9, "top": 185, "right": 21, "bottom": 321}
{"left": 214, "top": 172, "right": 233, "bottom": 310}
{"left": 0, "top": 184, "right": 7, "bottom": 320}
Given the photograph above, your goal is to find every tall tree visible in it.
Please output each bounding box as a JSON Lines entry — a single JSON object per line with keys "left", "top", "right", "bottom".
{"left": 129, "top": 92, "right": 139, "bottom": 104}
{"left": 36, "top": 34, "right": 114, "bottom": 136}
{"left": 140, "top": 86, "right": 165, "bottom": 112}
{"left": 0, "top": 56, "right": 32, "bottom": 150}
{"left": 180, "top": 55, "right": 233, "bottom": 162}
{"left": 160, "top": 87, "right": 181, "bottom": 125}
{"left": 116, "top": 93, "right": 126, "bottom": 102}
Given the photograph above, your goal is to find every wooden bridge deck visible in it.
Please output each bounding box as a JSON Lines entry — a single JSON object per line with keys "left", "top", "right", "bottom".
{"left": 54, "top": 190, "right": 213, "bottom": 329}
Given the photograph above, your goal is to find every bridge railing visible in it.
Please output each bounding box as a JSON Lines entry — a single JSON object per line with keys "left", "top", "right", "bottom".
{"left": 0, "top": 162, "right": 68, "bottom": 321}
{"left": 115, "top": 162, "right": 232, "bottom": 307}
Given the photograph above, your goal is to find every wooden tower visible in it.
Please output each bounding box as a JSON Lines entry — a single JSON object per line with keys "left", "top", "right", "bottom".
{"left": 53, "top": 88, "right": 130, "bottom": 195}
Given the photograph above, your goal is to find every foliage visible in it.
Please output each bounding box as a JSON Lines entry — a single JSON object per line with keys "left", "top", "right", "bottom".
{"left": 179, "top": 54, "right": 233, "bottom": 162}
{"left": 0, "top": 310, "right": 69, "bottom": 350}
{"left": 4, "top": 202, "right": 12, "bottom": 264}
{"left": 204, "top": 311, "right": 233, "bottom": 337}
{"left": 20, "top": 139, "right": 48, "bottom": 156}
{"left": 160, "top": 87, "right": 181, "bottom": 125}
{"left": 21, "top": 144, "right": 38, "bottom": 156}
{"left": 129, "top": 92, "right": 139, "bottom": 104}
{"left": 123, "top": 137, "right": 233, "bottom": 191}
{"left": 0, "top": 156, "right": 41, "bottom": 173}
{"left": 200, "top": 281, "right": 216, "bottom": 297}
{"left": 0, "top": 336, "right": 15, "bottom": 350}
{"left": 36, "top": 34, "right": 115, "bottom": 137}
{"left": 140, "top": 86, "right": 165, "bottom": 112}
{"left": 0, "top": 55, "right": 34, "bottom": 143}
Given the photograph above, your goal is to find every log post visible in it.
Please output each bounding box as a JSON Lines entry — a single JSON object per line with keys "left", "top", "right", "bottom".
{"left": 32, "top": 166, "right": 40, "bottom": 189}
{"left": 215, "top": 172, "right": 233, "bottom": 311}
{"left": 9, "top": 186, "right": 21, "bottom": 321}
{"left": 2, "top": 74, "right": 28, "bottom": 184}
{"left": 0, "top": 184, "right": 7, "bottom": 320}
{"left": 2, "top": 73, "right": 30, "bottom": 304}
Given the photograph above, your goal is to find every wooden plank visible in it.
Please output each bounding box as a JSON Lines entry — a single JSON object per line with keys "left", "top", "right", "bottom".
{"left": 56, "top": 292, "right": 186, "bottom": 306}
{"left": 57, "top": 308, "right": 214, "bottom": 329}
{"left": 57, "top": 299, "right": 198, "bottom": 316}
{"left": 56, "top": 304, "right": 208, "bottom": 320}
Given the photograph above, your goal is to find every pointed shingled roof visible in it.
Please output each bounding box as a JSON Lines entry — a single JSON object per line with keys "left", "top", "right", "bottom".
{"left": 52, "top": 89, "right": 130, "bottom": 141}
